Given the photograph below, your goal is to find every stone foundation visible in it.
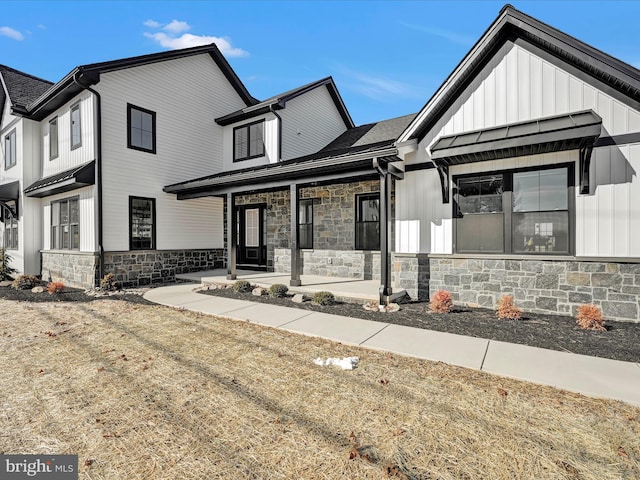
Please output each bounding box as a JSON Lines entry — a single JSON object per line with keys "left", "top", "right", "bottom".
{"left": 103, "top": 249, "right": 225, "bottom": 288}
{"left": 42, "top": 251, "right": 99, "bottom": 289}
{"left": 274, "top": 248, "right": 381, "bottom": 279}
{"left": 430, "top": 257, "right": 640, "bottom": 321}
{"left": 392, "top": 254, "right": 430, "bottom": 300}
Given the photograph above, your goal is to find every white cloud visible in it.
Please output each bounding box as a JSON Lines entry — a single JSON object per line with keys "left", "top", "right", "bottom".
{"left": 163, "top": 20, "right": 190, "bottom": 34}
{"left": 0, "top": 26, "right": 24, "bottom": 41}
{"left": 144, "top": 19, "right": 161, "bottom": 28}
{"left": 335, "top": 66, "right": 422, "bottom": 102}
{"left": 399, "top": 21, "right": 475, "bottom": 47}
{"left": 144, "top": 32, "right": 248, "bottom": 57}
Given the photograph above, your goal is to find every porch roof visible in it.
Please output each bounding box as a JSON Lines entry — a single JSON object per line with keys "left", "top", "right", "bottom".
{"left": 24, "top": 161, "right": 95, "bottom": 198}
{"left": 430, "top": 110, "right": 602, "bottom": 166}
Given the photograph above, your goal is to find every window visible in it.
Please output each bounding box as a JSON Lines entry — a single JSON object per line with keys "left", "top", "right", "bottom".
{"left": 3, "top": 207, "right": 18, "bottom": 250}
{"left": 355, "top": 193, "right": 380, "bottom": 250}
{"left": 4, "top": 129, "right": 16, "bottom": 169}
{"left": 454, "top": 165, "right": 571, "bottom": 255}
{"left": 298, "top": 199, "right": 314, "bottom": 249}
{"left": 129, "top": 197, "right": 155, "bottom": 250}
{"left": 127, "top": 104, "right": 156, "bottom": 153}
{"left": 233, "top": 120, "right": 264, "bottom": 161}
{"left": 51, "top": 198, "right": 79, "bottom": 250}
{"left": 70, "top": 103, "right": 81, "bottom": 149}
{"left": 49, "top": 117, "right": 59, "bottom": 160}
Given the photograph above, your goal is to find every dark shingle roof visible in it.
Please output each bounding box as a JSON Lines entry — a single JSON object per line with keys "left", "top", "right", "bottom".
{"left": 0, "top": 65, "right": 53, "bottom": 107}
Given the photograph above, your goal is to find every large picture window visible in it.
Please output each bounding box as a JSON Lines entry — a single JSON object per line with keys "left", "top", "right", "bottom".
{"left": 130, "top": 197, "right": 156, "bottom": 250}
{"left": 355, "top": 193, "right": 380, "bottom": 250}
{"left": 4, "top": 129, "right": 16, "bottom": 169}
{"left": 3, "top": 208, "right": 18, "bottom": 250}
{"left": 233, "top": 120, "right": 264, "bottom": 161}
{"left": 454, "top": 165, "right": 571, "bottom": 255}
{"left": 51, "top": 197, "right": 79, "bottom": 250}
{"left": 127, "top": 104, "right": 156, "bottom": 153}
{"left": 298, "top": 199, "right": 314, "bottom": 249}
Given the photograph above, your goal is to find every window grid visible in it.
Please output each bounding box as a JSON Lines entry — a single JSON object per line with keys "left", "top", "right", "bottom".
{"left": 233, "top": 120, "right": 265, "bottom": 162}
{"left": 51, "top": 197, "right": 79, "bottom": 250}
{"left": 355, "top": 193, "right": 380, "bottom": 250}
{"left": 3, "top": 207, "right": 18, "bottom": 250}
{"left": 127, "top": 104, "right": 156, "bottom": 154}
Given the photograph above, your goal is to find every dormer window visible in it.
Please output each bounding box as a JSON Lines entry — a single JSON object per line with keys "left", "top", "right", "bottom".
{"left": 233, "top": 120, "right": 264, "bottom": 161}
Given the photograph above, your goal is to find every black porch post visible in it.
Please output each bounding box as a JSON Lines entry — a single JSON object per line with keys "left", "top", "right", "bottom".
{"left": 226, "top": 192, "right": 237, "bottom": 280}
{"left": 379, "top": 167, "right": 392, "bottom": 305}
{"left": 290, "top": 183, "right": 302, "bottom": 286}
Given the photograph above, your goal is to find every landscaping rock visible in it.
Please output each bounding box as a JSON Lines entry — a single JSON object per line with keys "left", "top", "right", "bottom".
{"left": 31, "top": 286, "right": 45, "bottom": 293}
{"left": 0, "top": 280, "right": 12, "bottom": 287}
{"left": 291, "top": 293, "right": 306, "bottom": 303}
{"left": 252, "top": 287, "right": 266, "bottom": 296}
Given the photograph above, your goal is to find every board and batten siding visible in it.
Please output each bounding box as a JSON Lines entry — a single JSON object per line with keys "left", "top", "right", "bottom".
{"left": 222, "top": 112, "right": 279, "bottom": 171}
{"left": 279, "top": 85, "right": 348, "bottom": 161}
{"left": 41, "top": 91, "right": 95, "bottom": 178}
{"left": 96, "top": 53, "right": 247, "bottom": 251}
{"left": 42, "top": 186, "right": 96, "bottom": 252}
{"left": 396, "top": 41, "right": 640, "bottom": 258}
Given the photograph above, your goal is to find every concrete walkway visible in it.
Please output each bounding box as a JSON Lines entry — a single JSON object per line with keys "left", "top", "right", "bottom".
{"left": 144, "top": 284, "right": 640, "bottom": 406}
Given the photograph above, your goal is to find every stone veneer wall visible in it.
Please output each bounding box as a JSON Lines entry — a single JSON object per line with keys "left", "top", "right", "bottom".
{"left": 274, "top": 248, "right": 381, "bottom": 279}
{"left": 392, "top": 254, "right": 431, "bottom": 300}
{"left": 42, "top": 251, "right": 100, "bottom": 289}
{"left": 430, "top": 257, "right": 640, "bottom": 321}
{"left": 103, "top": 249, "right": 225, "bottom": 288}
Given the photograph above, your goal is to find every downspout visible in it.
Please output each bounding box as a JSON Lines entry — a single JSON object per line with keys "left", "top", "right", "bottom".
{"left": 73, "top": 71, "right": 104, "bottom": 284}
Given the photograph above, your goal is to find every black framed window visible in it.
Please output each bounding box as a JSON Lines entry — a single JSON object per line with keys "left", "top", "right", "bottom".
{"left": 3, "top": 207, "right": 18, "bottom": 250}
{"left": 454, "top": 165, "right": 572, "bottom": 255}
{"left": 127, "top": 104, "right": 156, "bottom": 153}
{"left": 130, "top": 197, "right": 156, "bottom": 250}
{"left": 233, "top": 120, "right": 264, "bottom": 161}
{"left": 355, "top": 193, "right": 380, "bottom": 250}
{"left": 4, "top": 129, "right": 16, "bottom": 169}
{"left": 71, "top": 103, "right": 82, "bottom": 149}
{"left": 299, "top": 198, "right": 314, "bottom": 249}
{"left": 51, "top": 197, "right": 79, "bottom": 250}
{"left": 49, "top": 117, "right": 58, "bottom": 160}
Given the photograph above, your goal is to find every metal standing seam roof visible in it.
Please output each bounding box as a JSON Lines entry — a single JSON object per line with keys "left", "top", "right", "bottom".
{"left": 430, "top": 110, "right": 603, "bottom": 166}
{"left": 24, "top": 161, "right": 95, "bottom": 198}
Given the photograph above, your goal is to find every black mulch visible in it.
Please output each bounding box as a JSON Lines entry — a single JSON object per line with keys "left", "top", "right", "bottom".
{"left": 199, "top": 287, "right": 640, "bottom": 364}
{"left": 0, "top": 285, "right": 155, "bottom": 305}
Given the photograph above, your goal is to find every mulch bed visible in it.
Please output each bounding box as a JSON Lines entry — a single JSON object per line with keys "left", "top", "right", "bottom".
{"left": 0, "top": 284, "right": 155, "bottom": 305}
{"left": 199, "top": 286, "right": 640, "bottom": 364}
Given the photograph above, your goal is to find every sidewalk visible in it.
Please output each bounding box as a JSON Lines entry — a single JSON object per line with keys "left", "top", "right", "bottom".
{"left": 144, "top": 284, "right": 640, "bottom": 406}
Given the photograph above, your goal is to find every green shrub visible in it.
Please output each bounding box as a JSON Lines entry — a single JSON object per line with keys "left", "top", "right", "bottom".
{"left": 233, "top": 280, "right": 252, "bottom": 293}
{"left": 100, "top": 272, "right": 117, "bottom": 291}
{"left": 268, "top": 283, "right": 289, "bottom": 298}
{"left": 0, "top": 248, "right": 16, "bottom": 281}
{"left": 313, "top": 291, "right": 335, "bottom": 306}
{"left": 12, "top": 274, "right": 40, "bottom": 290}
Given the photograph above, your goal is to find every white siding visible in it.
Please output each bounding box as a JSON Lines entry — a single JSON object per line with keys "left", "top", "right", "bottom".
{"left": 42, "top": 186, "right": 96, "bottom": 252}
{"left": 397, "top": 41, "right": 640, "bottom": 258}
{"left": 222, "top": 112, "right": 279, "bottom": 171}
{"left": 96, "top": 53, "right": 247, "bottom": 251}
{"left": 279, "top": 85, "right": 348, "bottom": 160}
{"left": 41, "top": 91, "right": 95, "bottom": 177}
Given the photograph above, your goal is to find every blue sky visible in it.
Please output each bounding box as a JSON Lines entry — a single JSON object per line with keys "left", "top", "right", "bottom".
{"left": 2, "top": 1, "right": 640, "bottom": 125}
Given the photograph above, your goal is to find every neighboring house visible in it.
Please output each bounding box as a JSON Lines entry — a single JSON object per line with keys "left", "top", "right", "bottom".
{"left": 394, "top": 5, "right": 640, "bottom": 321}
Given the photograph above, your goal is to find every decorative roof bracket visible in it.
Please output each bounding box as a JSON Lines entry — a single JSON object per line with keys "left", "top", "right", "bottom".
{"left": 579, "top": 144, "right": 594, "bottom": 194}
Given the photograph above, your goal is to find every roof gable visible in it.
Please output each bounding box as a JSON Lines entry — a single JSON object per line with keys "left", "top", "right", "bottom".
{"left": 0, "top": 65, "right": 53, "bottom": 125}
{"left": 398, "top": 4, "right": 640, "bottom": 143}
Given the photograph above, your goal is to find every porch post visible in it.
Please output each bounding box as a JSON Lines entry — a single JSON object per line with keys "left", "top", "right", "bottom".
{"left": 379, "top": 166, "right": 392, "bottom": 305}
{"left": 226, "top": 192, "right": 237, "bottom": 280}
{"left": 290, "top": 183, "right": 302, "bottom": 286}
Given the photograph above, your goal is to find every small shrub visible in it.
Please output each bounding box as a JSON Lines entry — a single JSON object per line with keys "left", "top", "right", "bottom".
{"left": 100, "top": 272, "right": 117, "bottom": 291}
{"left": 429, "top": 289, "right": 453, "bottom": 313}
{"left": 12, "top": 274, "right": 40, "bottom": 290}
{"left": 313, "top": 291, "right": 335, "bottom": 306}
{"left": 576, "top": 304, "right": 606, "bottom": 331}
{"left": 233, "top": 280, "right": 252, "bottom": 293}
{"left": 47, "top": 281, "right": 65, "bottom": 295}
{"left": 496, "top": 295, "right": 522, "bottom": 320}
{"left": 0, "top": 248, "right": 16, "bottom": 280}
{"left": 268, "top": 283, "right": 289, "bottom": 298}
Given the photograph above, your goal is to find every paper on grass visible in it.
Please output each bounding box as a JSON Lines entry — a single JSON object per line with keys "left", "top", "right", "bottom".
{"left": 314, "top": 356, "right": 359, "bottom": 370}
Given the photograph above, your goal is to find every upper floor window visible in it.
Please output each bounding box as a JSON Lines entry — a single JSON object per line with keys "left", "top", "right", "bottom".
{"left": 49, "top": 117, "right": 59, "bottom": 160}
{"left": 51, "top": 197, "right": 79, "bottom": 250}
{"left": 355, "top": 193, "right": 380, "bottom": 250}
{"left": 4, "top": 129, "right": 16, "bottom": 170}
{"left": 454, "top": 165, "right": 571, "bottom": 255}
{"left": 233, "top": 120, "right": 264, "bottom": 161}
{"left": 3, "top": 206, "right": 18, "bottom": 250}
{"left": 70, "top": 103, "right": 82, "bottom": 149}
{"left": 130, "top": 196, "right": 156, "bottom": 250}
{"left": 127, "top": 104, "right": 156, "bottom": 154}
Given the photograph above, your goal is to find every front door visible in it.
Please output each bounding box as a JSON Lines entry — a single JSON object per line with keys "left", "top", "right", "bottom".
{"left": 237, "top": 205, "right": 267, "bottom": 269}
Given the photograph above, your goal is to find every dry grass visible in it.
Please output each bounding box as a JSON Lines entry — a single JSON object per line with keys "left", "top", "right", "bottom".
{"left": 0, "top": 299, "right": 639, "bottom": 480}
